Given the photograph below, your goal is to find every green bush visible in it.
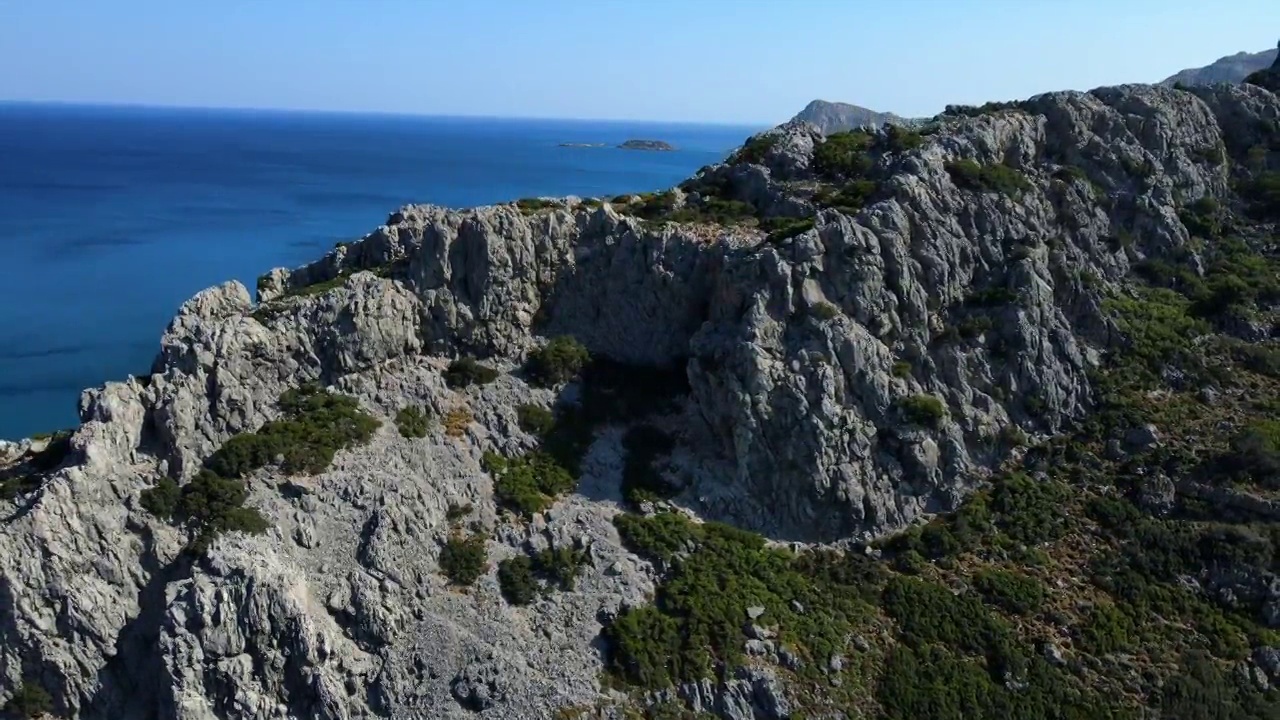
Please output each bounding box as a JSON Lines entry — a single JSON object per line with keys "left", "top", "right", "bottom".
{"left": 813, "top": 131, "right": 875, "bottom": 180}
{"left": 1079, "top": 602, "right": 1133, "bottom": 655}
{"left": 814, "top": 179, "right": 878, "bottom": 213}
{"left": 892, "top": 360, "right": 912, "bottom": 378}
{"left": 1239, "top": 171, "right": 1280, "bottom": 219}
{"left": 973, "top": 568, "right": 1045, "bottom": 615}
{"left": 444, "top": 357, "right": 500, "bottom": 389}
{"left": 881, "top": 576, "right": 1010, "bottom": 656}
{"left": 1224, "top": 420, "right": 1280, "bottom": 489}
{"left": 900, "top": 394, "right": 947, "bottom": 426}
{"left": 395, "top": 406, "right": 431, "bottom": 439}
{"left": 485, "top": 451, "right": 576, "bottom": 517}
{"left": 497, "top": 556, "right": 539, "bottom": 605}
{"left": 142, "top": 471, "right": 269, "bottom": 555}
{"left": 528, "top": 336, "right": 590, "bottom": 387}
{"left": 516, "top": 403, "right": 556, "bottom": 436}
{"left": 445, "top": 502, "right": 473, "bottom": 522}
{"left": 516, "top": 197, "right": 561, "bottom": 214}
{"left": 4, "top": 682, "right": 52, "bottom": 719}
{"left": 734, "top": 134, "right": 778, "bottom": 164}
{"left": 884, "top": 125, "right": 924, "bottom": 153}
{"left": 621, "top": 425, "right": 676, "bottom": 505}
{"left": 204, "top": 385, "right": 380, "bottom": 478}
{"left": 759, "top": 215, "right": 815, "bottom": 241}
{"left": 945, "top": 159, "right": 1031, "bottom": 196}
{"left": 439, "top": 534, "right": 488, "bottom": 586}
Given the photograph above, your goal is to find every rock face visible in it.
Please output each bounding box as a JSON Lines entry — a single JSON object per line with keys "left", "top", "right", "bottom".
{"left": 788, "top": 99, "right": 912, "bottom": 134}
{"left": 1162, "top": 44, "right": 1278, "bottom": 86}
{"left": 2, "top": 78, "right": 1280, "bottom": 718}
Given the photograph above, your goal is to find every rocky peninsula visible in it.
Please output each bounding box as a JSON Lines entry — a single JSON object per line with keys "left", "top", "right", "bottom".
{"left": 2, "top": 75, "right": 1279, "bottom": 719}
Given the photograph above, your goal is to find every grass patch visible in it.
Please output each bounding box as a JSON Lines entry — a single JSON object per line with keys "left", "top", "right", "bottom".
{"left": 443, "top": 406, "right": 473, "bottom": 438}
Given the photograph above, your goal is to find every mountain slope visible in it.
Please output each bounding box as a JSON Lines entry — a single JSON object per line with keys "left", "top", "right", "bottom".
{"left": 1162, "top": 44, "right": 1278, "bottom": 86}
{"left": 2, "top": 80, "right": 1280, "bottom": 719}
{"left": 788, "top": 99, "right": 909, "bottom": 134}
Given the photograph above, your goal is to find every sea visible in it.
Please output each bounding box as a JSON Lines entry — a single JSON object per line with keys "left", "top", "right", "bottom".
{"left": 0, "top": 102, "right": 762, "bottom": 441}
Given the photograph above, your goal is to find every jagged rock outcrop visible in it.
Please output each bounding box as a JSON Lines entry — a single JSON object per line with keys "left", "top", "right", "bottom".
{"left": 3, "top": 77, "right": 1280, "bottom": 718}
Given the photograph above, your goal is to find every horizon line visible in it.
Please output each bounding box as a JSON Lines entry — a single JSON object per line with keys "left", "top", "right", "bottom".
{"left": 0, "top": 97, "right": 776, "bottom": 129}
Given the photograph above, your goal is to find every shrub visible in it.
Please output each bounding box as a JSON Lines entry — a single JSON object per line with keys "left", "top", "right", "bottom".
{"left": 497, "top": 556, "right": 539, "bottom": 605}
{"left": 528, "top": 336, "right": 590, "bottom": 386}
{"left": 813, "top": 131, "right": 875, "bottom": 180}
{"left": 758, "top": 215, "right": 815, "bottom": 242}
{"left": 881, "top": 576, "right": 1011, "bottom": 656}
{"left": 141, "top": 470, "right": 269, "bottom": 554}
{"left": 443, "top": 406, "right": 473, "bottom": 438}
{"left": 604, "top": 605, "right": 684, "bottom": 687}
{"left": 4, "top": 682, "right": 52, "bottom": 719}
{"left": 892, "top": 360, "right": 912, "bottom": 378}
{"left": 734, "top": 134, "right": 778, "bottom": 164}
{"left": 445, "top": 502, "right": 473, "bottom": 522}
{"left": 945, "top": 159, "right": 1031, "bottom": 196}
{"left": 485, "top": 451, "right": 576, "bottom": 517}
{"left": 516, "top": 403, "right": 556, "bottom": 436}
{"left": 1223, "top": 420, "right": 1280, "bottom": 489}
{"left": 395, "top": 406, "right": 431, "bottom": 439}
{"left": 444, "top": 357, "right": 500, "bottom": 389}
{"left": 884, "top": 125, "right": 924, "bottom": 153}
{"left": 900, "top": 394, "right": 947, "bottom": 426}
{"left": 204, "top": 385, "right": 380, "bottom": 478}
{"left": 516, "top": 197, "right": 560, "bottom": 214}
{"left": 814, "top": 179, "right": 878, "bottom": 213}
{"left": 973, "top": 568, "right": 1045, "bottom": 615}
{"left": 439, "top": 534, "right": 487, "bottom": 586}
{"left": 1079, "top": 602, "right": 1133, "bottom": 654}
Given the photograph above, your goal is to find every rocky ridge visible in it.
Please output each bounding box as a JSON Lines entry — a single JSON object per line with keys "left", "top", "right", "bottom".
{"left": 787, "top": 99, "right": 911, "bottom": 135}
{"left": 1, "top": 78, "right": 1279, "bottom": 718}
{"left": 1163, "top": 43, "right": 1279, "bottom": 87}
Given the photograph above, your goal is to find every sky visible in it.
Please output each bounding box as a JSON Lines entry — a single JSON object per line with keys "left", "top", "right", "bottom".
{"left": 0, "top": 0, "right": 1277, "bottom": 125}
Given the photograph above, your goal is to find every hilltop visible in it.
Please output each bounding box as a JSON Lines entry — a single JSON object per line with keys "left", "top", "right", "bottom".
{"left": 2, "top": 75, "right": 1280, "bottom": 719}
{"left": 787, "top": 99, "right": 912, "bottom": 134}
{"left": 1163, "top": 44, "right": 1279, "bottom": 86}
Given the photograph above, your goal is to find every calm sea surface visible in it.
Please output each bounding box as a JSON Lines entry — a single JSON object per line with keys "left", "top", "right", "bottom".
{"left": 0, "top": 103, "right": 761, "bottom": 439}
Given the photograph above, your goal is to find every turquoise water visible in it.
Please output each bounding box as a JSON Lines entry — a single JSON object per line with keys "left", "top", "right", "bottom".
{"left": 0, "top": 103, "right": 760, "bottom": 440}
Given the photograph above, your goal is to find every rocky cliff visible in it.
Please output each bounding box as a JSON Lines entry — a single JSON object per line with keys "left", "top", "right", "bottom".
{"left": 2, "top": 78, "right": 1280, "bottom": 719}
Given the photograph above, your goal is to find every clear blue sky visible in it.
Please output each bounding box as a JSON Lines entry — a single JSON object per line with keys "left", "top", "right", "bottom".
{"left": 1, "top": 0, "right": 1277, "bottom": 124}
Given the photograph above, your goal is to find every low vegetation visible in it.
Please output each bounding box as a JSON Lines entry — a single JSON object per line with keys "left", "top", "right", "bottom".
{"left": 484, "top": 451, "right": 577, "bottom": 517}
{"left": 3, "top": 682, "right": 52, "bottom": 719}
{"left": 527, "top": 335, "right": 590, "bottom": 386}
{"left": 516, "top": 403, "right": 556, "bottom": 436}
{"left": 899, "top": 394, "right": 947, "bottom": 427}
{"left": 945, "top": 159, "right": 1032, "bottom": 196}
{"left": 497, "top": 546, "right": 590, "bottom": 605}
{"left": 0, "top": 431, "right": 73, "bottom": 500}
{"left": 439, "top": 533, "right": 488, "bottom": 586}
{"left": 395, "top": 406, "right": 431, "bottom": 439}
{"left": 445, "top": 357, "right": 500, "bottom": 389}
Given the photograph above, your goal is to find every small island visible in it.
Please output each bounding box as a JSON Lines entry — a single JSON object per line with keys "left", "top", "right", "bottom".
{"left": 618, "top": 139, "right": 675, "bottom": 151}
{"left": 557, "top": 142, "right": 608, "bottom": 148}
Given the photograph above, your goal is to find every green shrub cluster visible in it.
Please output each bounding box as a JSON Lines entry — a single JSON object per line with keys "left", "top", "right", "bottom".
{"left": 941, "top": 101, "right": 1023, "bottom": 118}
{"left": 527, "top": 335, "right": 590, "bottom": 387}
{"left": 445, "top": 357, "right": 500, "bottom": 388}
{"left": 813, "top": 179, "right": 878, "bottom": 214}
{"left": 1224, "top": 420, "right": 1280, "bottom": 489}
{"left": 606, "top": 511, "right": 882, "bottom": 689}
{"left": 516, "top": 403, "right": 556, "bottom": 436}
{"left": 733, "top": 134, "right": 778, "bottom": 164}
{"left": 497, "top": 546, "right": 589, "bottom": 605}
{"left": 945, "top": 159, "right": 1031, "bottom": 196}
{"left": 484, "top": 451, "right": 576, "bottom": 517}
{"left": 813, "top": 131, "right": 874, "bottom": 180}
{"left": 204, "top": 384, "right": 381, "bottom": 478}
{"left": 621, "top": 425, "right": 676, "bottom": 505}
{"left": 141, "top": 471, "right": 269, "bottom": 555}
{"left": 4, "top": 681, "right": 52, "bottom": 719}
{"left": 516, "top": 197, "right": 561, "bottom": 214}
{"left": 439, "top": 533, "right": 488, "bottom": 586}
{"left": 1100, "top": 288, "right": 1210, "bottom": 390}
{"left": 395, "top": 406, "right": 431, "bottom": 439}
{"left": 900, "top": 394, "right": 946, "bottom": 426}
{"left": 884, "top": 125, "right": 925, "bottom": 153}
{"left": 972, "top": 568, "right": 1045, "bottom": 615}
{"left": 758, "top": 216, "right": 814, "bottom": 242}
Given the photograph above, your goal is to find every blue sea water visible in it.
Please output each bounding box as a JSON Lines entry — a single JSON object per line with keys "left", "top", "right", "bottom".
{"left": 0, "top": 103, "right": 761, "bottom": 440}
